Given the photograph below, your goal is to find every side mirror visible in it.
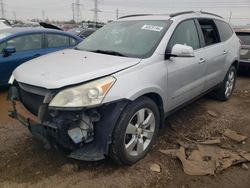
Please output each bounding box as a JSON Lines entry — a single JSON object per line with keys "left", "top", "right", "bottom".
{"left": 166, "top": 44, "right": 195, "bottom": 58}
{"left": 2, "top": 46, "right": 16, "bottom": 57}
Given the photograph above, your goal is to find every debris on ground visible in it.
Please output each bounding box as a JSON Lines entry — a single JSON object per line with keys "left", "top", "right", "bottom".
{"left": 239, "top": 151, "right": 250, "bottom": 162}
{"left": 223, "top": 129, "right": 247, "bottom": 143}
{"left": 241, "top": 163, "right": 249, "bottom": 170}
{"left": 199, "top": 139, "right": 221, "bottom": 145}
{"left": 150, "top": 163, "right": 161, "bottom": 173}
{"left": 159, "top": 138, "right": 250, "bottom": 176}
{"left": 60, "top": 163, "right": 79, "bottom": 175}
{"left": 207, "top": 110, "right": 218, "bottom": 117}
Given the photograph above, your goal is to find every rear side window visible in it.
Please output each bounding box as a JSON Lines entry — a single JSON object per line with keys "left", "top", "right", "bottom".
{"left": 236, "top": 32, "right": 250, "bottom": 45}
{"left": 6, "top": 34, "right": 43, "bottom": 52}
{"left": 198, "top": 19, "right": 220, "bottom": 46}
{"left": 168, "top": 20, "right": 200, "bottom": 50}
{"left": 215, "top": 20, "right": 233, "bottom": 42}
{"left": 47, "top": 34, "right": 71, "bottom": 48}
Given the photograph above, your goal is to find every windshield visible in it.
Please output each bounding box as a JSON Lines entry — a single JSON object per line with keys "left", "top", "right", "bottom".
{"left": 76, "top": 20, "right": 171, "bottom": 58}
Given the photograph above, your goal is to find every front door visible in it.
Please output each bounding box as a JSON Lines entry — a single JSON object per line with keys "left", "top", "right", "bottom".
{"left": 166, "top": 19, "right": 207, "bottom": 110}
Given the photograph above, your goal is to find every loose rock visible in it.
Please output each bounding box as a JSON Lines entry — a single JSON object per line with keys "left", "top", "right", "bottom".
{"left": 207, "top": 110, "right": 218, "bottom": 117}
{"left": 241, "top": 163, "right": 248, "bottom": 170}
{"left": 150, "top": 163, "right": 161, "bottom": 173}
{"left": 60, "top": 163, "right": 79, "bottom": 174}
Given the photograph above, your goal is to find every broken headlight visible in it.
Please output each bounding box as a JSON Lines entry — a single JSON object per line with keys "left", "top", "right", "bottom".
{"left": 49, "top": 76, "right": 116, "bottom": 108}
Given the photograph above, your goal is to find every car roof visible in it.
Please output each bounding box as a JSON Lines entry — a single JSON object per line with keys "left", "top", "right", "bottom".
{"left": 118, "top": 11, "right": 225, "bottom": 22}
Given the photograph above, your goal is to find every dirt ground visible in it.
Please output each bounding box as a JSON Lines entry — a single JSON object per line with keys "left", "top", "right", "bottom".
{"left": 0, "top": 71, "right": 250, "bottom": 188}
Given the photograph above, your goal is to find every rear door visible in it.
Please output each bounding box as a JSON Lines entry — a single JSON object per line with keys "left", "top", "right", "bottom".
{"left": 196, "top": 19, "right": 227, "bottom": 90}
{"left": 0, "top": 33, "right": 45, "bottom": 85}
{"left": 166, "top": 19, "right": 207, "bottom": 110}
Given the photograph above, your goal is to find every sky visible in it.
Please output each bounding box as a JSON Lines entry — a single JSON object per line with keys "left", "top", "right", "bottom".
{"left": 3, "top": 0, "right": 250, "bottom": 25}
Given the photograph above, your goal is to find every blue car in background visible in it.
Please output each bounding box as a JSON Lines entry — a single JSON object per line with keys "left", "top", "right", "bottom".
{"left": 0, "top": 28, "right": 82, "bottom": 86}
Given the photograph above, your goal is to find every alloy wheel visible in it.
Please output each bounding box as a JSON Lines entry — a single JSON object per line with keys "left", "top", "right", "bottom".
{"left": 124, "top": 108, "right": 156, "bottom": 156}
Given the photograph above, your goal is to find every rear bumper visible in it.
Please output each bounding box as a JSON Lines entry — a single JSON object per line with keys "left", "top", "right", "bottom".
{"left": 8, "top": 85, "right": 129, "bottom": 161}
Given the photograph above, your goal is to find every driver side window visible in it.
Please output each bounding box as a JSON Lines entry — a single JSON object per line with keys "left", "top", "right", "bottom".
{"left": 168, "top": 20, "right": 200, "bottom": 51}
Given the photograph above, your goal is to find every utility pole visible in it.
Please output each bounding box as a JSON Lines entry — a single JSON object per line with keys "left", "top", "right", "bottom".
{"left": 0, "top": 0, "right": 6, "bottom": 18}
{"left": 72, "top": 0, "right": 82, "bottom": 23}
{"left": 42, "top": 10, "right": 45, "bottom": 21}
{"left": 13, "top": 11, "right": 16, "bottom": 21}
{"left": 91, "top": 0, "right": 101, "bottom": 23}
{"left": 72, "top": 2, "right": 75, "bottom": 22}
{"left": 116, "top": 8, "right": 119, "bottom": 20}
{"left": 75, "top": 0, "right": 81, "bottom": 23}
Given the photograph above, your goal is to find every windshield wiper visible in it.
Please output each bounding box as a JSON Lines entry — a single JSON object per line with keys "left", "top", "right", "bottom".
{"left": 90, "top": 50, "right": 127, "bottom": 57}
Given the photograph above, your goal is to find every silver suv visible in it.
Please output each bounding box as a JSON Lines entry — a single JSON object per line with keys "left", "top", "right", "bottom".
{"left": 9, "top": 11, "right": 240, "bottom": 165}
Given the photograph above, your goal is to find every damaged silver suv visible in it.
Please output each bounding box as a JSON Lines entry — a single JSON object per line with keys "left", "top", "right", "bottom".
{"left": 9, "top": 11, "right": 240, "bottom": 165}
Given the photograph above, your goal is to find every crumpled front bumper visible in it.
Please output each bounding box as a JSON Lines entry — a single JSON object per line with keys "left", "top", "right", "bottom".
{"left": 8, "top": 85, "right": 129, "bottom": 161}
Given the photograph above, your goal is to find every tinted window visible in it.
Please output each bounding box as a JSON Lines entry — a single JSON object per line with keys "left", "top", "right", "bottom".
{"left": 168, "top": 20, "right": 200, "bottom": 50}
{"left": 47, "top": 34, "right": 71, "bottom": 48}
{"left": 236, "top": 32, "right": 250, "bottom": 45}
{"left": 7, "top": 34, "right": 43, "bottom": 52}
{"left": 198, "top": 19, "right": 220, "bottom": 46}
{"left": 215, "top": 20, "right": 233, "bottom": 42}
{"left": 0, "top": 42, "right": 6, "bottom": 54}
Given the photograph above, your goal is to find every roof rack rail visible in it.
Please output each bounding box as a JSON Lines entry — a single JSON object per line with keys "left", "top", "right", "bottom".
{"left": 169, "top": 11, "right": 195, "bottom": 17}
{"left": 200, "top": 11, "right": 223, "bottom": 18}
{"left": 119, "top": 14, "right": 153, "bottom": 19}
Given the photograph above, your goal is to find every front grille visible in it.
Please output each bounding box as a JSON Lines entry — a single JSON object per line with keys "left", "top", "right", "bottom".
{"left": 18, "top": 83, "right": 49, "bottom": 116}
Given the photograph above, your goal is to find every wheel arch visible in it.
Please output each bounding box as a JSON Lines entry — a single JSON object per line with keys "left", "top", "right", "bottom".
{"left": 135, "top": 92, "right": 166, "bottom": 129}
{"left": 231, "top": 60, "right": 239, "bottom": 70}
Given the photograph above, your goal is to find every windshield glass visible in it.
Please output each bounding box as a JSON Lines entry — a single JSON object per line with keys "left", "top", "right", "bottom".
{"left": 76, "top": 20, "right": 170, "bottom": 58}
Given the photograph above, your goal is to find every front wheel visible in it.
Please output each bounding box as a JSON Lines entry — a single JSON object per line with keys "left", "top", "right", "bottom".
{"left": 109, "top": 97, "right": 160, "bottom": 165}
{"left": 211, "top": 66, "right": 236, "bottom": 101}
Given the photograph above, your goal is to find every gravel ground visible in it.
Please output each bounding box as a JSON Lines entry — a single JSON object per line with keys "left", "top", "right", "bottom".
{"left": 0, "top": 71, "right": 250, "bottom": 188}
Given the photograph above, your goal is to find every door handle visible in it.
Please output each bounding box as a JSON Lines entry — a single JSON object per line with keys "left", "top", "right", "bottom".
{"left": 198, "top": 58, "right": 206, "bottom": 64}
{"left": 222, "top": 50, "right": 228, "bottom": 55}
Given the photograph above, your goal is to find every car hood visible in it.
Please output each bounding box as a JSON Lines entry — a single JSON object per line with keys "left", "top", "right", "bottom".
{"left": 13, "top": 49, "right": 141, "bottom": 89}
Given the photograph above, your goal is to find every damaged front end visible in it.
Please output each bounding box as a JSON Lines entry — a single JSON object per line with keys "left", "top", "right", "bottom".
{"left": 8, "top": 82, "right": 129, "bottom": 161}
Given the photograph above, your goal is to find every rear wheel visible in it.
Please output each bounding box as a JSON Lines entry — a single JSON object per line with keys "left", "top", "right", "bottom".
{"left": 211, "top": 66, "right": 236, "bottom": 101}
{"left": 109, "top": 97, "right": 160, "bottom": 165}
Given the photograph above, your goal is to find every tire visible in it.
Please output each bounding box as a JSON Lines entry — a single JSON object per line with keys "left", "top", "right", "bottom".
{"left": 109, "top": 97, "right": 160, "bottom": 165}
{"left": 211, "top": 66, "right": 236, "bottom": 101}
